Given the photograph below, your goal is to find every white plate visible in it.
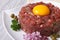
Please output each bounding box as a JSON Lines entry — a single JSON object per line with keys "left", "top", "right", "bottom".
{"left": 2, "top": 0, "right": 60, "bottom": 40}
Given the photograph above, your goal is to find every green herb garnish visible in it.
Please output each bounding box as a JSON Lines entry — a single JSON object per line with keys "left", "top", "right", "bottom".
{"left": 12, "top": 19, "right": 18, "bottom": 25}
{"left": 10, "top": 14, "right": 21, "bottom": 31}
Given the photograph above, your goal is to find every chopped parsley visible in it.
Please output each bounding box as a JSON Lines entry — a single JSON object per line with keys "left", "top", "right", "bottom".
{"left": 10, "top": 14, "right": 21, "bottom": 31}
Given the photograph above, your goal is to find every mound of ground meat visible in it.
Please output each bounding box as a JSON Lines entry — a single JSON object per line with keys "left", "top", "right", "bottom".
{"left": 19, "top": 2, "right": 60, "bottom": 36}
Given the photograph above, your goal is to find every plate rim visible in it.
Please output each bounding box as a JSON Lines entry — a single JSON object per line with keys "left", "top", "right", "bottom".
{"left": 2, "top": 0, "right": 60, "bottom": 40}
{"left": 2, "top": 11, "right": 15, "bottom": 40}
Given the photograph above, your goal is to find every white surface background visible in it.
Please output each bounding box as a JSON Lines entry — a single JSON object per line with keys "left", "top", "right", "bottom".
{"left": 0, "top": 0, "right": 60, "bottom": 40}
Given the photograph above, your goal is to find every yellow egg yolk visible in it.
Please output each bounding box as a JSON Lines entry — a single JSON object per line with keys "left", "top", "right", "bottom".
{"left": 32, "top": 5, "right": 50, "bottom": 16}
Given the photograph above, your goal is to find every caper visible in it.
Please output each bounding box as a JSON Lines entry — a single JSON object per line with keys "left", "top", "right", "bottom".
{"left": 11, "top": 14, "right": 15, "bottom": 18}
{"left": 50, "top": 35, "right": 56, "bottom": 40}
{"left": 14, "top": 16, "right": 18, "bottom": 20}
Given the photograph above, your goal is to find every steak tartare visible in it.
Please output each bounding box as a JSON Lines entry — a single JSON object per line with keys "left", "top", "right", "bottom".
{"left": 19, "top": 2, "right": 60, "bottom": 36}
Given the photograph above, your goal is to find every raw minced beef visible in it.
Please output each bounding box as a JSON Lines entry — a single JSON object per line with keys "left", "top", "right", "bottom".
{"left": 19, "top": 2, "right": 60, "bottom": 36}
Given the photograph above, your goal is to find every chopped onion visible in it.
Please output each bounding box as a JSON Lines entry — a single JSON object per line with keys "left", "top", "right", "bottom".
{"left": 23, "top": 31, "right": 48, "bottom": 40}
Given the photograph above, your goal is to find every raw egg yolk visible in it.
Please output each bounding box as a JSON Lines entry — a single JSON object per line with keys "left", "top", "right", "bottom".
{"left": 32, "top": 5, "right": 50, "bottom": 16}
